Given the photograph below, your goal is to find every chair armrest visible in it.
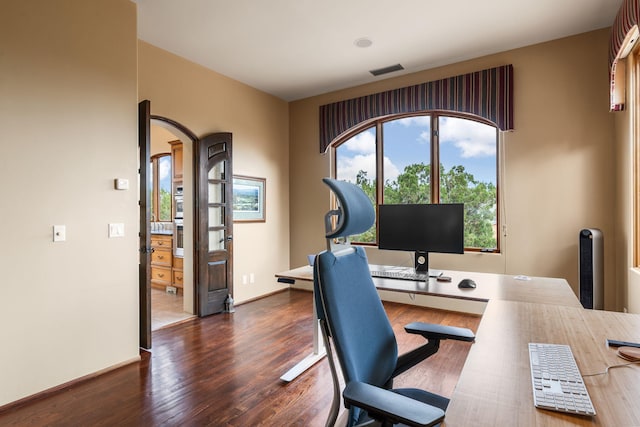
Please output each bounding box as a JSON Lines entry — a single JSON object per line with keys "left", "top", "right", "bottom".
{"left": 343, "top": 381, "right": 445, "bottom": 427}
{"left": 404, "top": 322, "right": 475, "bottom": 342}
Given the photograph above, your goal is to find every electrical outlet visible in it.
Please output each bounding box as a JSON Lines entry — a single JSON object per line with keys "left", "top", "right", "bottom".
{"left": 250, "top": 273, "right": 255, "bottom": 284}
{"left": 166, "top": 286, "right": 177, "bottom": 295}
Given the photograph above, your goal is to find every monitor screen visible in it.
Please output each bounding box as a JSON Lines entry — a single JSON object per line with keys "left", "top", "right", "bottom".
{"left": 378, "top": 203, "right": 464, "bottom": 254}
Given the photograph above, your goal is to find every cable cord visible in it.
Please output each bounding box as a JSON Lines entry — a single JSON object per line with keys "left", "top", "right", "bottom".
{"left": 582, "top": 360, "right": 640, "bottom": 377}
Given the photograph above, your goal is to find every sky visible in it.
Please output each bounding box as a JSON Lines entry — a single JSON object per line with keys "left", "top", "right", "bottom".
{"left": 159, "top": 156, "right": 172, "bottom": 192}
{"left": 336, "top": 115, "right": 497, "bottom": 185}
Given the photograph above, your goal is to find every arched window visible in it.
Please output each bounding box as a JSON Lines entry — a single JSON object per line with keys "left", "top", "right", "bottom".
{"left": 333, "top": 112, "right": 499, "bottom": 251}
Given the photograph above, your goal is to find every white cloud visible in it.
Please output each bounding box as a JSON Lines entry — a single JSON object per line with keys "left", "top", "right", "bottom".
{"left": 341, "top": 129, "right": 375, "bottom": 154}
{"left": 383, "top": 157, "right": 401, "bottom": 182}
{"left": 338, "top": 127, "right": 406, "bottom": 183}
{"left": 440, "top": 117, "right": 496, "bottom": 158}
{"left": 337, "top": 154, "right": 401, "bottom": 183}
{"left": 396, "top": 116, "right": 431, "bottom": 128}
{"left": 418, "top": 130, "right": 430, "bottom": 143}
{"left": 336, "top": 153, "right": 376, "bottom": 183}
{"left": 159, "top": 162, "right": 171, "bottom": 180}
{"left": 389, "top": 116, "right": 431, "bottom": 144}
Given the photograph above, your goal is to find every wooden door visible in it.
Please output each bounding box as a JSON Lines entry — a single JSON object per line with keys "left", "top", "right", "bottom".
{"left": 138, "top": 100, "right": 152, "bottom": 349}
{"left": 196, "top": 132, "right": 233, "bottom": 316}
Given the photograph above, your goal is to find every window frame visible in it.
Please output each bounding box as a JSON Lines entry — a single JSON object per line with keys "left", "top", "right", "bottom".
{"left": 150, "top": 153, "right": 172, "bottom": 222}
{"left": 632, "top": 49, "right": 640, "bottom": 267}
{"left": 331, "top": 110, "right": 501, "bottom": 253}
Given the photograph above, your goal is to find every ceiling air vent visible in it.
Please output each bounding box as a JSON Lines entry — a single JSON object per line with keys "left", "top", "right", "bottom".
{"left": 369, "top": 64, "right": 404, "bottom": 76}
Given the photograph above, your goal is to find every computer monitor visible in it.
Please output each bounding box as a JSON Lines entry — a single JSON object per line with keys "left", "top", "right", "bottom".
{"left": 378, "top": 203, "right": 464, "bottom": 274}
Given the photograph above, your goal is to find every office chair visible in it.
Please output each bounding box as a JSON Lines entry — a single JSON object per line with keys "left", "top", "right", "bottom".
{"left": 314, "top": 178, "right": 475, "bottom": 427}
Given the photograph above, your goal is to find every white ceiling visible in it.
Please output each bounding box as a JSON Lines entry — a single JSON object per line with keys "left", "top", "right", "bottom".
{"left": 134, "top": 0, "right": 622, "bottom": 101}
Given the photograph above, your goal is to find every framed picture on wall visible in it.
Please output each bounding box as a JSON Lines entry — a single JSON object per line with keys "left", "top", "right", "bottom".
{"left": 232, "top": 175, "right": 266, "bottom": 222}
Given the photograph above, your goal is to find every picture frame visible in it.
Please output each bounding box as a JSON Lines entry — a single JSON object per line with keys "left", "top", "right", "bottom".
{"left": 232, "top": 175, "right": 266, "bottom": 222}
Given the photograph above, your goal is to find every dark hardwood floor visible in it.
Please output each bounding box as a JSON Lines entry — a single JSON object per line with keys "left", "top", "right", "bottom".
{"left": 0, "top": 289, "right": 480, "bottom": 426}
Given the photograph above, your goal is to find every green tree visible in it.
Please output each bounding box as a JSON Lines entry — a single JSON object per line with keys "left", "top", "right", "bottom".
{"left": 159, "top": 188, "right": 172, "bottom": 221}
{"left": 384, "top": 163, "right": 431, "bottom": 204}
{"left": 352, "top": 170, "right": 377, "bottom": 243}
{"left": 440, "top": 165, "right": 496, "bottom": 249}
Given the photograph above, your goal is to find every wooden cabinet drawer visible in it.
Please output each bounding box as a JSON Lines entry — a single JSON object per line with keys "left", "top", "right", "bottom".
{"left": 151, "top": 235, "right": 172, "bottom": 248}
{"left": 151, "top": 266, "right": 171, "bottom": 283}
{"left": 172, "top": 270, "right": 184, "bottom": 287}
{"left": 173, "top": 256, "right": 183, "bottom": 269}
{"left": 151, "top": 249, "right": 172, "bottom": 267}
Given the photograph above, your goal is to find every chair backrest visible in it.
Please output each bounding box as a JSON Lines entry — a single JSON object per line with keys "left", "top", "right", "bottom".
{"left": 315, "top": 247, "right": 398, "bottom": 387}
{"left": 314, "top": 178, "right": 398, "bottom": 388}
{"left": 322, "top": 178, "right": 375, "bottom": 241}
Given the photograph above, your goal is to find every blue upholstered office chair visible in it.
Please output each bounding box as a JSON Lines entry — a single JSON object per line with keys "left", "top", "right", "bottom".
{"left": 314, "top": 178, "right": 475, "bottom": 427}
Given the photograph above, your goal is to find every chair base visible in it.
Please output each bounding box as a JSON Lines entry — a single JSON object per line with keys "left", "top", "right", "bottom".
{"left": 280, "top": 350, "right": 326, "bottom": 382}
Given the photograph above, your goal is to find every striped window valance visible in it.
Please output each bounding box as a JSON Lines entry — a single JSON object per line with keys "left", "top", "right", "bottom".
{"left": 319, "top": 64, "right": 514, "bottom": 153}
{"left": 609, "top": 0, "right": 640, "bottom": 111}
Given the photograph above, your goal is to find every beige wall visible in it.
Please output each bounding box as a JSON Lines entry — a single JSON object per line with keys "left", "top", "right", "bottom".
{"left": 290, "top": 29, "right": 618, "bottom": 309}
{"left": 0, "top": 0, "right": 139, "bottom": 406}
{"left": 138, "top": 41, "right": 291, "bottom": 304}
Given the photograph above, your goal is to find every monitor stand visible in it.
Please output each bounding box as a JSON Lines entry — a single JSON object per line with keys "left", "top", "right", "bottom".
{"left": 415, "top": 251, "right": 429, "bottom": 273}
{"left": 415, "top": 251, "right": 442, "bottom": 277}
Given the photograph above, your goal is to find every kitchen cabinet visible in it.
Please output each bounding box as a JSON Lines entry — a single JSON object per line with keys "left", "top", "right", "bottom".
{"left": 170, "top": 140, "right": 183, "bottom": 182}
{"left": 150, "top": 233, "right": 184, "bottom": 293}
{"left": 173, "top": 255, "right": 184, "bottom": 291}
{"left": 151, "top": 234, "right": 172, "bottom": 291}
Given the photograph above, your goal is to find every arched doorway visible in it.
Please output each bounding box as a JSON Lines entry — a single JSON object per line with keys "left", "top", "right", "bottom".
{"left": 139, "top": 100, "right": 198, "bottom": 348}
{"left": 139, "top": 103, "right": 234, "bottom": 348}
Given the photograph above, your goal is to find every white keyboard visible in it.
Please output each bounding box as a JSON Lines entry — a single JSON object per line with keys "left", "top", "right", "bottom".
{"left": 370, "top": 269, "right": 442, "bottom": 281}
{"left": 528, "top": 343, "right": 595, "bottom": 416}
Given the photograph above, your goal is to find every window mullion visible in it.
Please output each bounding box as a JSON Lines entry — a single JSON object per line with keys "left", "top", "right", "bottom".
{"left": 376, "top": 122, "right": 384, "bottom": 204}
{"left": 431, "top": 115, "right": 440, "bottom": 203}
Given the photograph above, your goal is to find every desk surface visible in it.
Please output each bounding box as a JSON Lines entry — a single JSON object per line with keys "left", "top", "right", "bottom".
{"left": 277, "top": 264, "right": 640, "bottom": 426}
{"left": 444, "top": 300, "right": 640, "bottom": 426}
{"left": 276, "top": 265, "right": 582, "bottom": 308}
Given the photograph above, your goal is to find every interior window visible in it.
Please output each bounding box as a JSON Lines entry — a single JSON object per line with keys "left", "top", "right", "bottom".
{"left": 150, "top": 153, "right": 172, "bottom": 222}
{"left": 333, "top": 112, "right": 499, "bottom": 251}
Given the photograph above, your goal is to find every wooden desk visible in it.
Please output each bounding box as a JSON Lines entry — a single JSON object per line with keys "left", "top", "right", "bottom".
{"left": 276, "top": 265, "right": 579, "bottom": 382}
{"left": 443, "top": 300, "right": 640, "bottom": 426}
{"left": 276, "top": 265, "right": 582, "bottom": 308}
{"left": 277, "top": 265, "right": 640, "bottom": 425}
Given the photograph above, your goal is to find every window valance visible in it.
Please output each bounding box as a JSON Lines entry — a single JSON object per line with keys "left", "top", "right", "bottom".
{"left": 609, "top": 0, "right": 640, "bottom": 111}
{"left": 318, "top": 64, "right": 514, "bottom": 153}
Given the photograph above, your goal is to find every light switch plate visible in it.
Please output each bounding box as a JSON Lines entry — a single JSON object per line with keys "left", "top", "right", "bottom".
{"left": 108, "top": 223, "right": 125, "bottom": 238}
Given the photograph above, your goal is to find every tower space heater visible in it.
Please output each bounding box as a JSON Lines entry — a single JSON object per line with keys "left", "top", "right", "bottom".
{"left": 578, "top": 228, "right": 603, "bottom": 310}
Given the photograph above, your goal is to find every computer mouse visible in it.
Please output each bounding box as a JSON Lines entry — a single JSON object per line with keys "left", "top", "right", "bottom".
{"left": 458, "top": 278, "right": 476, "bottom": 289}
